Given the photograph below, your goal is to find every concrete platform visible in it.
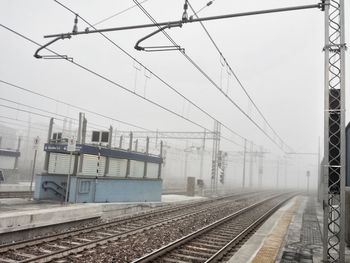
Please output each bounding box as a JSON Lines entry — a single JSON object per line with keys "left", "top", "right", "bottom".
{"left": 229, "top": 195, "right": 350, "bottom": 263}
{"left": 0, "top": 194, "right": 206, "bottom": 235}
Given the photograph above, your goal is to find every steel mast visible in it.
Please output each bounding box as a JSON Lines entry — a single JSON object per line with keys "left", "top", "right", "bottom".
{"left": 323, "top": 0, "right": 346, "bottom": 261}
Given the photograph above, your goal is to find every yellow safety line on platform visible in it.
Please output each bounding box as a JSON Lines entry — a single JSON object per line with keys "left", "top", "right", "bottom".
{"left": 250, "top": 196, "right": 301, "bottom": 263}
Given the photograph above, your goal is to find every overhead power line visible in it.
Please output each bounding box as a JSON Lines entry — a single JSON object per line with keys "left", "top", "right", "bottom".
{"left": 0, "top": 119, "right": 48, "bottom": 132}
{"left": 132, "top": 0, "right": 288, "bottom": 152}
{"left": 0, "top": 97, "right": 110, "bottom": 130}
{"left": 43, "top": 3, "right": 324, "bottom": 38}
{"left": 0, "top": 79, "right": 149, "bottom": 131}
{"left": 0, "top": 24, "right": 242, "bottom": 148}
{"left": 85, "top": 0, "right": 150, "bottom": 29}
{"left": 0, "top": 97, "right": 77, "bottom": 123}
{"left": 52, "top": 0, "right": 248, "bottom": 146}
{"left": 0, "top": 103, "right": 62, "bottom": 120}
{"left": 0, "top": 115, "right": 49, "bottom": 128}
{"left": 51, "top": 3, "right": 256, "bottom": 148}
{"left": 0, "top": 24, "right": 208, "bottom": 133}
{"left": 45, "top": 1, "right": 323, "bottom": 152}
{"left": 187, "top": 0, "right": 293, "bottom": 152}
{"left": 0, "top": 80, "right": 206, "bottom": 146}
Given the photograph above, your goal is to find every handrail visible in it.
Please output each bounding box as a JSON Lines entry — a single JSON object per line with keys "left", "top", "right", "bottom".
{"left": 42, "top": 181, "right": 66, "bottom": 199}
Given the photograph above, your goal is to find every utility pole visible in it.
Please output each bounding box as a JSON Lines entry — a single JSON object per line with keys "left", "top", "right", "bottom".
{"left": 126, "top": 132, "right": 133, "bottom": 177}
{"left": 323, "top": 0, "right": 346, "bottom": 261}
{"left": 248, "top": 142, "right": 254, "bottom": 188}
{"left": 258, "top": 146, "right": 263, "bottom": 188}
{"left": 14, "top": 137, "right": 21, "bottom": 169}
{"left": 143, "top": 137, "right": 149, "bottom": 178}
{"left": 242, "top": 139, "right": 247, "bottom": 188}
{"left": 29, "top": 136, "right": 40, "bottom": 194}
{"left": 184, "top": 140, "right": 189, "bottom": 184}
{"left": 65, "top": 136, "right": 76, "bottom": 204}
{"left": 199, "top": 130, "right": 206, "bottom": 180}
{"left": 26, "top": 115, "right": 32, "bottom": 179}
{"left": 306, "top": 170, "right": 310, "bottom": 194}
{"left": 158, "top": 141, "right": 163, "bottom": 179}
{"left": 43, "top": 118, "right": 54, "bottom": 173}
{"left": 211, "top": 121, "right": 220, "bottom": 195}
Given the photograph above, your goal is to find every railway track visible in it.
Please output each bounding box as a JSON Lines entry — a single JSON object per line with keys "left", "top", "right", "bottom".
{"left": 0, "top": 191, "right": 256, "bottom": 246}
{"left": 0, "top": 191, "right": 33, "bottom": 199}
{"left": 132, "top": 193, "right": 295, "bottom": 263}
{"left": 0, "top": 191, "right": 268, "bottom": 262}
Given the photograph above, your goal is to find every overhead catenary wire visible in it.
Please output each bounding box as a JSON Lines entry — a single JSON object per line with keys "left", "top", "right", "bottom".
{"left": 46, "top": 1, "right": 323, "bottom": 152}
{"left": 0, "top": 97, "right": 107, "bottom": 130}
{"left": 86, "top": 0, "right": 150, "bottom": 29}
{"left": 0, "top": 80, "right": 211, "bottom": 147}
{"left": 44, "top": 2, "right": 251, "bottom": 147}
{"left": 43, "top": 3, "right": 323, "bottom": 38}
{"left": 0, "top": 115, "right": 50, "bottom": 128}
{"left": 0, "top": 103, "right": 63, "bottom": 120}
{"left": 52, "top": 0, "right": 247, "bottom": 147}
{"left": 0, "top": 119, "right": 48, "bottom": 132}
{"left": 0, "top": 79, "right": 150, "bottom": 132}
{"left": 0, "top": 23, "right": 242, "bottom": 148}
{"left": 0, "top": 133, "right": 49, "bottom": 144}
{"left": 0, "top": 97, "right": 78, "bottom": 124}
{"left": 132, "top": 0, "right": 286, "bottom": 152}
{"left": 131, "top": 1, "right": 253, "bottom": 145}
{"left": 187, "top": 0, "right": 293, "bottom": 152}
{"left": 0, "top": 25, "right": 207, "bottom": 134}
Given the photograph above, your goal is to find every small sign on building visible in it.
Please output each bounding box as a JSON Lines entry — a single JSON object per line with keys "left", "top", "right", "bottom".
{"left": 67, "top": 136, "right": 77, "bottom": 152}
{"left": 33, "top": 136, "right": 40, "bottom": 150}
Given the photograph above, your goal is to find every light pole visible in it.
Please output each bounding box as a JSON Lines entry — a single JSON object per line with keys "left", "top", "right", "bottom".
{"left": 242, "top": 139, "right": 247, "bottom": 188}
{"left": 29, "top": 136, "right": 40, "bottom": 195}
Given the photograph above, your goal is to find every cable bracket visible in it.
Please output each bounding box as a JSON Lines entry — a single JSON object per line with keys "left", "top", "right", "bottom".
{"left": 34, "top": 34, "right": 73, "bottom": 60}
{"left": 34, "top": 14, "right": 79, "bottom": 60}
{"left": 134, "top": 23, "right": 184, "bottom": 52}
{"left": 323, "top": 43, "right": 347, "bottom": 52}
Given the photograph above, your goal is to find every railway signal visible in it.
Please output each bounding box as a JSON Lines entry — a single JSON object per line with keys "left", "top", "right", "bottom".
{"left": 219, "top": 168, "right": 224, "bottom": 184}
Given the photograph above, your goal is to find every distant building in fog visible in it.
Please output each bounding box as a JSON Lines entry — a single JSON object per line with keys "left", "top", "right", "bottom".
{"left": 0, "top": 124, "right": 17, "bottom": 149}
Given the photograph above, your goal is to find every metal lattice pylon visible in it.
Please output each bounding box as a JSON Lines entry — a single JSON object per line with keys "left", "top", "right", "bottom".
{"left": 323, "top": 0, "right": 346, "bottom": 262}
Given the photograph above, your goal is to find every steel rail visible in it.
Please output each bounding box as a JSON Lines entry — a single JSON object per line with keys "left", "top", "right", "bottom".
{"left": 0, "top": 191, "right": 261, "bottom": 261}
{"left": 12, "top": 192, "right": 264, "bottom": 262}
{"left": 204, "top": 196, "right": 293, "bottom": 262}
{"left": 0, "top": 191, "right": 251, "bottom": 251}
{"left": 132, "top": 193, "right": 294, "bottom": 263}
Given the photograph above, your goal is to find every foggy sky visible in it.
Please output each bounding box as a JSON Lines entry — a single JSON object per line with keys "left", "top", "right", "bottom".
{"left": 1, "top": 0, "right": 349, "bottom": 189}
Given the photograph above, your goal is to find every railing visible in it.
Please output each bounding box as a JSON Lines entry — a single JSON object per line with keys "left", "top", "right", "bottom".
{"left": 42, "top": 181, "right": 66, "bottom": 199}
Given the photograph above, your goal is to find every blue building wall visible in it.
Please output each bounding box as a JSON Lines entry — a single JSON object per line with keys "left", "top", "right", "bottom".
{"left": 34, "top": 174, "right": 67, "bottom": 201}
{"left": 68, "top": 176, "right": 162, "bottom": 203}
{"left": 36, "top": 142, "right": 163, "bottom": 203}
{"left": 35, "top": 174, "right": 162, "bottom": 203}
